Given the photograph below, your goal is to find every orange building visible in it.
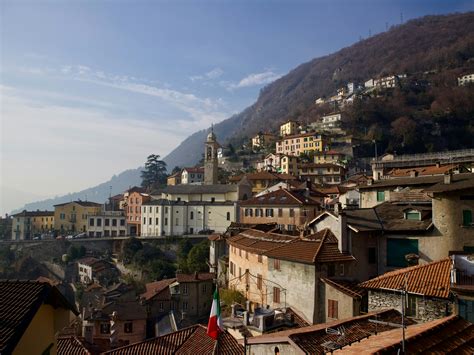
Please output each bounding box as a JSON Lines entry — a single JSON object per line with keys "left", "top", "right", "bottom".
{"left": 124, "top": 187, "right": 150, "bottom": 236}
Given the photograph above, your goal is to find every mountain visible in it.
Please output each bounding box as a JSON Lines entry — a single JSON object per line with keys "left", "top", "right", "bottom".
{"left": 163, "top": 12, "right": 474, "bottom": 167}
{"left": 13, "top": 12, "right": 474, "bottom": 212}
{"left": 14, "top": 168, "right": 142, "bottom": 213}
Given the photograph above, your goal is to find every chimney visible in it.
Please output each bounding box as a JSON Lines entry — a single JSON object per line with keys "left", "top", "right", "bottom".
{"left": 444, "top": 172, "right": 452, "bottom": 184}
{"left": 367, "top": 178, "right": 373, "bottom": 186}
{"left": 339, "top": 211, "right": 349, "bottom": 254}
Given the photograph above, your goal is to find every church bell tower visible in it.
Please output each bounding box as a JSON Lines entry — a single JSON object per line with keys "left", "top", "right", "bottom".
{"left": 204, "top": 126, "right": 219, "bottom": 185}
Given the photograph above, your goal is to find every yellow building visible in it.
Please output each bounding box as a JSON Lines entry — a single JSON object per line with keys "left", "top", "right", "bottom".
{"left": 279, "top": 120, "right": 298, "bottom": 137}
{"left": 280, "top": 155, "right": 299, "bottom": 176}
{"left": 276, "top": 132, "right": 327, "bottom": 156}
{"left": 54, "top": 201, "right": 102, "bottom": 234}
{"left": 11, "top": 210, "right": 54, "bottom": 240}
{"left": 0, "top": 280, "right": 78, "bottom": 355}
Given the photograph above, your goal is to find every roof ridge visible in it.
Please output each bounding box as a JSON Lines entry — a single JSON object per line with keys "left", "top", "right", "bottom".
{"left": 361, "top": 257, "right": 452, "bottom": 286}
{"left": 312, "top": 229, "right": 329, "bottom": 263}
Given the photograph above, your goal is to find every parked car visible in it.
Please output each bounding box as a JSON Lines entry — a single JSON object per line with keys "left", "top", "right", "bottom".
{"left": 74, "top": 232, "right": 87, "bottom": 239}
{"left": 33, "top": 236, "right": 41, "bottom": 240}
{"left": 65, "top": 235, "right": 74, "bottom": 240}
{"left": 56, "top": 235, "right": 65, "bottom": 240}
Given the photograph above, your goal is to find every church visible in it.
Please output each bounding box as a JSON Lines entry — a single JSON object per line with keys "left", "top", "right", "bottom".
{"left": 139, "top": 129, "right": 251, "bottom": 237}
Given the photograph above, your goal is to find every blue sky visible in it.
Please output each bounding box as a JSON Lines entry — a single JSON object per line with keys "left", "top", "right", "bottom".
{"left": 1, "top": 0, "right": 473, "bottom": 214}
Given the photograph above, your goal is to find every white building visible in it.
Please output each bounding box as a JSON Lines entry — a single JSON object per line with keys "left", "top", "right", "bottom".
{"left": 181, "top": 167, "right": 204, "bottom": 185}
{"left": 87, "top": 211, "right": 127, "bottom": 237}
{"left": 141, "top": 199, "right": 237, "bottom": 236}
{"left": 321, "top": 113, "right": 342, "bottom": 129}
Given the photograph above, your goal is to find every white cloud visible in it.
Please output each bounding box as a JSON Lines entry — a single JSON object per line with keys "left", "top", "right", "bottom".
{"left": 226, "top": 69, "right": 283, "bottom": 90}
{"left": 57, "top": 64, "right": 229, "bottom": 130}
{"left": 190, "top": 67, "right": 224, "bottom": 82}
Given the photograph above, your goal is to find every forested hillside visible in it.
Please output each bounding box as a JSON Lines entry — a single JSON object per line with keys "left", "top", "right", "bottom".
{"left": 164, "top": 12, "right": 474, "bottom": 168}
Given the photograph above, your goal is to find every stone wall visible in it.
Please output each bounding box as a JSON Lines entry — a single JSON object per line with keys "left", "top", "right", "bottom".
{"left": 368, "top": 290, "right": 453, "bottom": 322}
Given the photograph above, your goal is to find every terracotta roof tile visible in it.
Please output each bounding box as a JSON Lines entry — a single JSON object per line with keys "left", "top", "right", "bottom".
{"left": 264, "top": 229, "right": 354, "bottom": 264}
{"left": 141, "top": 278, "right": 176, "bottom": 301}
{"left": 57, "top": 336, "right": 92, "bottom": 355}
{"left": 11, "top": 210, "right": 54, "bottom": 217}
{"left": 387, "top": 164, "right": 463, "bottom": 177}
{"left": 176, "top": 273, "right": 215, "bottom": 283}
{"left": 102, "top": 325, "right": 243, "bottom": 354}
{"left": 182, "top": 167, "right": 204, "bottom": 174}
{"left": 360, "top": 258, "right": 452, "bottom": 299}
{"left": 247, "top": 309, "right": 415, "bottom": 353}
{"left": 334, "top": 315, "right": 474, "bottom": 354}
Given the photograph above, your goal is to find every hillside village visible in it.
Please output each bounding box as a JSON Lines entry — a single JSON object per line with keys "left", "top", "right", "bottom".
{"left": 3, "top": 83, "right": 474, "bottom": 352}
{"left": 2, "top": 12, "right": 474, "bottom": 355}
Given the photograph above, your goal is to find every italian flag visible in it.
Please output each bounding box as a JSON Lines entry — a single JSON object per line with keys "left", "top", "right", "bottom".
{"left": 207, "top": 287, "right": 224, "bottom": 339}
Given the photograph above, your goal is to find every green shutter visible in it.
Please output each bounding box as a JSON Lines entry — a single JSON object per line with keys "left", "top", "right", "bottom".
{"left": 377, "top": 191, "right": 385, "bottom": 202}
{"left": 387, "top": 238, "right": 419, "bottom": 267}
{"left": 462, "top": 210, "right": 472, "bottom": 226}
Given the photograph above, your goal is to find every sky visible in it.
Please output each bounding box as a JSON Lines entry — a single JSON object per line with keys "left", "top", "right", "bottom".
{"left": 1, "top": 0, "right": 473, "bottom": 214}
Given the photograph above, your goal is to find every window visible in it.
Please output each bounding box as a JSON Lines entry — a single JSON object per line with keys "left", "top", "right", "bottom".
{"left": 246, "top": 251, "right": 248, "bottom": 260}
{"left": 202, "top": 284, "right": 207, "bottom": 293}
{"left": 149, "top": 218, "right": 152, "bottom": 225}
{"left": 239, "top": 248, "right": 242, "bottom": 257}
{"left": 97, "top": 218, "right": 102, "bottom": 227}
{"left": 135, "top": 206, "right": 139, "bottom": 213}
{"left": 165, "top": 218, "right": 168, "bottom": 226}
{"left": 230, "top": 262, "right": 235, "bottom": 275}
{"left": 328, "top": 264, "right": 335, "bottom": 277}
{"left": 339, "top": 264, "right": 345, "bottom": 276}
{"left": 274, "top": 259, "right": 281, "bottom": 271}
{"left": 244, "top": 209, "right": 249, "bottom": 217}
{"left": 328, "top": 299, "right": 338, "bottom": 319}
{"left": 165, "top": 207, "right": 169, "bottom": 214}
{"left": 289, "top": 209, "right": 295, "bottom": 217}
{"left": 278, "top": 208, "right": 283, "bottom": 217}
{"left": 183, "top": 284, "right": 188, "bottom": 294}
{"left": 258, "top": 254, "right": 262, "bottom": 263}
{"left": 257, "top": 274, "right": 262, "bottom": 290}
{"left": 265, "top": 209, "right": 274, "bottom": 217}
{"left": 405, "top": 210, "right": 421, "bottom": 220}
{"left": 273, "top": 287, "right": 280, "bottom": 303}
{"left": 156, "top": 218, "right": 159, "bottom": 225}
{"left": 245, "top": 269, "right": 249, "bottom": 285}
{"left": 287, "top": 224, "right": 295, "bottom": 231}
{"left": 405, "top": 294, "right": 417, "bottom": 317}
{"left": 89, "top": 218, "right": 94, "bottom": 227}
{"left": 124, "top": 322, "right": 133, "bottom": 333}
{"left": 105, "top": 219, "right": 110, "bottom": 226}
{"left": 143, "top": 217, "right": 146, "bottom": 225}
{"left": 387, "top": 238, "right": 419, "bottom": 267}
{"left": 227, "top": 212, "right": 231, "bottom": 221}
{"left": 211, "top": 197, "right": 215, "bottom": 202}
{"left": 368, "top": 247, "right": 376, "bottom": 264}
{"left": 100, "top": 323, "right": 110, "bottom": 334}
{"left": 182, "top": 301, "right": 188, "bottom": 311}
{"left": 190, "top": 211, "right": 194, "bottom": 220}
{"left": 256, "top": 209, "right": 260, "bottom": 217}
{"left": 110, "top": 219, "right": 116, "bottom": 227}
{"left": 376, "top": 191, "right": 385, "bottom": 202}
{"left": 159, "top": 302, "right": 164, "bottom": 312}
{"left": 462, "top": 210, "right": 473, "bottom": 226}
{"left": 239, "top": 267, "right": 242, "bottom": 280}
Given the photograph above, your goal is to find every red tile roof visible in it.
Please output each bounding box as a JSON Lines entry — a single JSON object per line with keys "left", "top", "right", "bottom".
{"left": 102, "top": 324, "right": 243, "bottom": 354}
{"left": 335, "top": 315, "right": 474, "bottom": 354}
{"left": 240, "top": 188, "right": 321, "bottom": 206}
{"left": 176, "top": 272, "right": 215, "bottom": 283}
{"left": 247, "top": 309, "right": 415, "bottom": 353}
{"left": 387, "top": 164, "right": 463, "bottom": 177}
{"left": 0, "top": 280, "right": 78, "bottom": 354}
{"left": 360, "top": 258, "right": 452, "bottom": 299}
{"left": 182, "top": 167, "right": 204, "bottom": 174}
{"left": 141, "top": 278, "right": 176, "bottom": 301}
{"left": 57, "top": 336, "right": 92, "bottom": 355}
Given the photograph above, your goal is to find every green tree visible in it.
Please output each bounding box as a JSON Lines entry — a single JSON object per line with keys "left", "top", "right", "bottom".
{"left": 121, "top": 238, "right": 143, "bottom": 263}
{"left": 141, "top": 154, "right": 168, "bottom": 191}
{"left": 186, "top": 240, "right": 210, "bottom": 273}
{"left": 147, "top": 259, "right": 177, "bottom": 281}
{"left": 68, "top": 245, "right": 79, "bottom": 260}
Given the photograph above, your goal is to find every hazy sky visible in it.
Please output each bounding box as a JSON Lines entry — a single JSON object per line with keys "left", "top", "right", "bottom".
{"left": 1, "top": 0, "right": 473, "bottom": 214}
